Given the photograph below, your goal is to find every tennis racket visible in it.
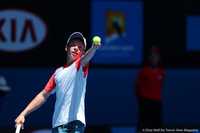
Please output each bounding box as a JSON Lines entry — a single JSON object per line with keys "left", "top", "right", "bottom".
{"left": 15, "top": 124, "right": 21, "bottom": 133}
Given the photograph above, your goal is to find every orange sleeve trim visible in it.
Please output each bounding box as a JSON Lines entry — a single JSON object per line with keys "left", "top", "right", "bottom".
{"left": 83, "top": 63, "right": 89, "bottom": 78}
{"left": 44, "top": 67, "right": 62, "bottom": 93}
{"left": 44, "top": 73, "right": 56, "bottom": 93}
{"left": 75, "top": 58, "right": 89, "bottom": 78}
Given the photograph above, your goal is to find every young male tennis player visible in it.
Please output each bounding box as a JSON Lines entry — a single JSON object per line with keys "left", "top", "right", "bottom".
{"left": 15, "top": 32, "right": 101, "bottom": 133}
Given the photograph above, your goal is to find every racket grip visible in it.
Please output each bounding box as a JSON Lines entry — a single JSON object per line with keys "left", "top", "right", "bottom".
{"left": 15, "top": 124, "right": 21, "bottom": 133}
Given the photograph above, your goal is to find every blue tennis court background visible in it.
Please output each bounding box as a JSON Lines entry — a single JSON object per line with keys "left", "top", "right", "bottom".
{"left": 0, "top": 68, "right": 200, "bottom": 127}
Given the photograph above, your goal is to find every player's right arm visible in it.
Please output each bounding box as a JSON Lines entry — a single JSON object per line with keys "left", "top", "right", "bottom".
{"left": 15, "top": 89, "right": 50, "bottom": 129}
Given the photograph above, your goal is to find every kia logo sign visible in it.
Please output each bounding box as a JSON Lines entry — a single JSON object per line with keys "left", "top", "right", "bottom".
{"left": 0, "top": 9, "right": 47, "bottom": 52}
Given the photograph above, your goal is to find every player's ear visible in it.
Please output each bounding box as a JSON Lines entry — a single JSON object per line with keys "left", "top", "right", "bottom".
{"left": 65, "top": 45, "right": 68, "bottom": 52}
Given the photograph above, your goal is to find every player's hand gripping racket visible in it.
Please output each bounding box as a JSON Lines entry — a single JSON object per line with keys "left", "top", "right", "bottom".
{"left": 15, "top": 124, "right": 21, "bottom": 133}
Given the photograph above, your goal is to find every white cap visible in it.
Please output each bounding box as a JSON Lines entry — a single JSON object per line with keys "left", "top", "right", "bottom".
{"left": 0, "top": 76, "right": 10, "bottom": 92}
{"left": 66, "top": 32, "right": 87, "bottom": 50}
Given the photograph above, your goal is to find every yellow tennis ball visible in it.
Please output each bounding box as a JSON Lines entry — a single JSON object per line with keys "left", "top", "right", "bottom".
{"left": 93, "top": 36, "right": 101, "bottom": 43}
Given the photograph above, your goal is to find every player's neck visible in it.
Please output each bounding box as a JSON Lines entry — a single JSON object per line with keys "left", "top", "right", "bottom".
{"left": 66, "top": 58, "right": 75, "bottom": 65}
{"left": 149, "top": 64, "right": 158, "bottom": 70}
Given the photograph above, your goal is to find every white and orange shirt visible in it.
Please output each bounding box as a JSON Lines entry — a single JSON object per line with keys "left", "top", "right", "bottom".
{"left": 44, "top": 58, "right": 89, "bottom": 128}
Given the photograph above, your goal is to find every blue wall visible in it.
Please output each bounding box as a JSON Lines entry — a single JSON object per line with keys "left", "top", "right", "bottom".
{"left": 0, "top": 68, "right": 200, "bottom": 127}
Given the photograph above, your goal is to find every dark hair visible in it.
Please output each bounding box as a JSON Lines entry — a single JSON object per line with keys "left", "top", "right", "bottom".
{"left": 144, "top": 46, "right": 163, "bottom": 68}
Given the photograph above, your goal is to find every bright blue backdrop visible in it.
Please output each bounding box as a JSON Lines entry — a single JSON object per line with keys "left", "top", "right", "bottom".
{"left": 91, "top": 1, "right": 143, "bottom": 65}
{"left": 0, "top": 68, "right": 200, "bottom": 127}
{"left": 186, "top": 16, "right": 200, "bottom": 51}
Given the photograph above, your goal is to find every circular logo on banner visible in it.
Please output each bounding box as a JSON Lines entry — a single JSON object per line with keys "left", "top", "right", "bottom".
{"left": 0, "top": 9, "right": 47, "bottom": 52}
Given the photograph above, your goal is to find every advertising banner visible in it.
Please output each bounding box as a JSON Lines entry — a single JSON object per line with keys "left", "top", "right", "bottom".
{"left": 91, "top": 1, "right": 143, "bottom": 65}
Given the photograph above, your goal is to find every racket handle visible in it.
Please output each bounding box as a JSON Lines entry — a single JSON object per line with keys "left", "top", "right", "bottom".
{"left": 15, "top": 124, "right": 21, "bottom": 133}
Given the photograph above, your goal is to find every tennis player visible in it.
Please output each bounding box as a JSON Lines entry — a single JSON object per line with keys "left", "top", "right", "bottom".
{"left": 15, "top": 32, "right": 101, "bottom": 133}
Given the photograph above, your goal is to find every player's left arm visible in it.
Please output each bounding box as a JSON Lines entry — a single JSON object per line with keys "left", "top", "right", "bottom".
{"left": 81, "top": 43, "right": 101, "bottom": 67}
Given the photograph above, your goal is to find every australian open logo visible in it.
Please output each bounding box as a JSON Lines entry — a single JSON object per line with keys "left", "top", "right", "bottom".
{"left": 0, "top": 9, "right": 47, "bottom": 52}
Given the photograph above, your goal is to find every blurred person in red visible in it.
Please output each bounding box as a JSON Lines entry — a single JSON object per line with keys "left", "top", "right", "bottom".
{"left": 134, "top": 46, "right": 165, "bottom": 132}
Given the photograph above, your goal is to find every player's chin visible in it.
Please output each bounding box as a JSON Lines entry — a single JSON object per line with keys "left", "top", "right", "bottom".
{"left": 71, "top": 55, "right": 80, "bottom": 61}
{"left": 71, "top": 53, "right": 78, "bottom": 58}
